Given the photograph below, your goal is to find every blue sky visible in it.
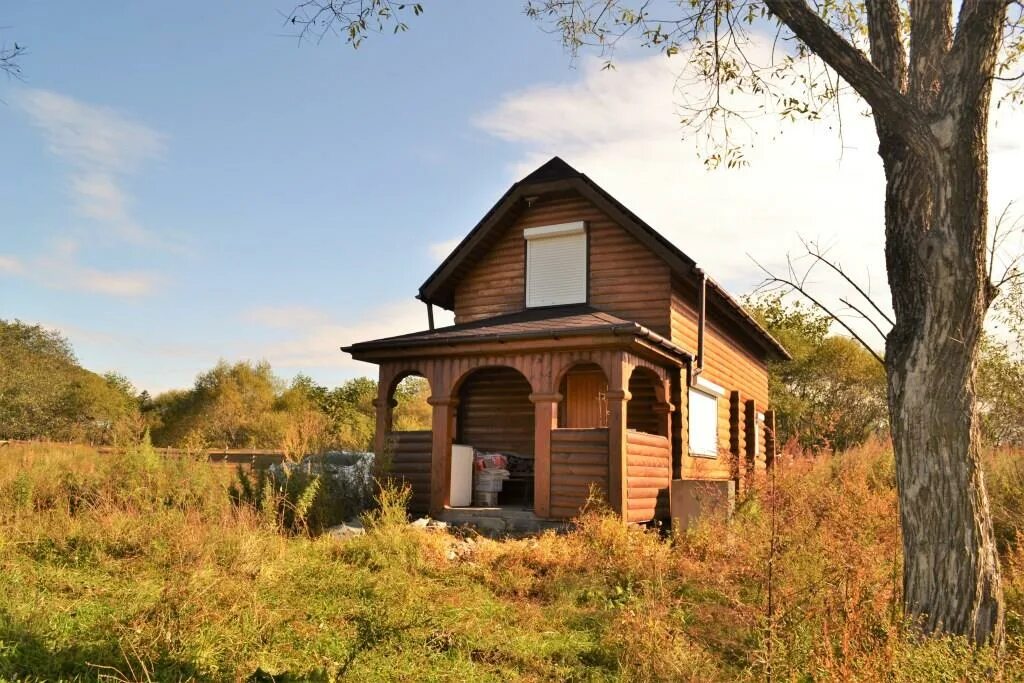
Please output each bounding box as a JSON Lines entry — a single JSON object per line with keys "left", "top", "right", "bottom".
{"left": 2, "top": 2, "right": 1022, "bottom": 393}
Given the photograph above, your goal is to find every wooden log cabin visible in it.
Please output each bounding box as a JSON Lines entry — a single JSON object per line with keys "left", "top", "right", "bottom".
{"left": 344, "top": 157, "right": 788, "bottom": 526}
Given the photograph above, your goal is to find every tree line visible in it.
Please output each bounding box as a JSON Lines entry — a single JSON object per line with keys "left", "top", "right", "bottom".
{"left": 0, "top": 319, "right": 429, "bottom": 453}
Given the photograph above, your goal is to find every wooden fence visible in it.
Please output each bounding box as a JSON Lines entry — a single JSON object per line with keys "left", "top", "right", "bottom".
{"left": 1, "top": 440, "right": 287, "bottom": 470}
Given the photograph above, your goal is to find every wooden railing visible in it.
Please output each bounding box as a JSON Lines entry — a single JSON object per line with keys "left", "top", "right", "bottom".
{"left": 384, "top": 430, "right": 432, "bottom": 513}
{"left": 550, "top": 428, "right": 609, "bottom": 519}
{"left": 625, "top": 430, "right": 671, "bottom": 523}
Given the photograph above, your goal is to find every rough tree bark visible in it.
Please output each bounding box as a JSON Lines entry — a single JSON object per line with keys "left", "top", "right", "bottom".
{"left": 765, "top": 0, "right": 1007, "bottom": 644}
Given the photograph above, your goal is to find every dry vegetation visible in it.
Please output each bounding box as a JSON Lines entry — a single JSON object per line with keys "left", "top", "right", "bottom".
{"left": 1, "top": 440, "right": 1022, "bottom": 681}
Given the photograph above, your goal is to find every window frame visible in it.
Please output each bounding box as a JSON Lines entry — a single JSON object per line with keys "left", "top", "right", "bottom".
{"left": 523, "top": 221, "right": 588, "bottom": 308}
{"left": 688, "top": 385, "right": 721, "bottom": 459}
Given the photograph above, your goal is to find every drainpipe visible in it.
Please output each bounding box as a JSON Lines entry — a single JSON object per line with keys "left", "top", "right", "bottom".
{"left": 693, "top": 269, "right": 707, "bottom": 385}
{"left": 425, "top": 301, "right": 435, "bottom": 331}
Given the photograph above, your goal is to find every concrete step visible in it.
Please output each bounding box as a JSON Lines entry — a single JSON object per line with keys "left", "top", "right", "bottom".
{"left": 439, "top": 506, "right": 571, "bottom": 537}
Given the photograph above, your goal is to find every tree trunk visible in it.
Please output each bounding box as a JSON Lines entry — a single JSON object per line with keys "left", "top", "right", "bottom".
{"left": 880, "top": 107, "right": 1005, "bottom": 644}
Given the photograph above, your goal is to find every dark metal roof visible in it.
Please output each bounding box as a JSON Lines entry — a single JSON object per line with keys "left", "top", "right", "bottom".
{"left": 416, "top": 156, "right": 790, "bottom": 361}
{"left": 343, "top": 304, "right": 691, "bottom": 360}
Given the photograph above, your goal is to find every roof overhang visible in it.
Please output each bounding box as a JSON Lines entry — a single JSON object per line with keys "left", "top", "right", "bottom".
{"left": 344, "top": 321, "right": 691, "bottom": 368}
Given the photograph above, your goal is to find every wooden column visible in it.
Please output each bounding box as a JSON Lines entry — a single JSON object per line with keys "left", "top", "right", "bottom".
{"left": 373, "top": 368, "right": 398, "bottom": 474}
{"left": 530, "top": 391, "right": 561, "bottom": 519}
{"left": 729, "top": 390, "right": 744, "bottom": 492}
{"left": 428, "top": 396, "right": 457, "bottom": 516}
{"left": 764, "top": 409, "right": 777, "bottom": 469}
{"left": 744, "top": 399, "right": 757, "bottom": 489}
{"left": 606, "top": 354, "right": 631, "bottom": 518}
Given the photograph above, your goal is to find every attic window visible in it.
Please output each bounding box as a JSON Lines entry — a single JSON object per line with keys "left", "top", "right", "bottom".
{"left": 524, "top": 221, "right": 587, "bottom": 307}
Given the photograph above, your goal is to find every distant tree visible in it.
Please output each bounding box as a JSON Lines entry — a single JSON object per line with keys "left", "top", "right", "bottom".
{"left": 392, "top": 376, "right": 431, "bottom": 432}
{"left": 308, "top": 377, "right": 377, "bottom": 452}
{"left": 0, "top": 320, "right": 141, "bottom": 443}
{"left": 977, "top": 279, "right": 1024, "bottom": 447}
{"left": 150, "top": 360, "right": 283, "bottom": 449}
{"left": 747, "top": 295, "right": 887, "bottom": 452}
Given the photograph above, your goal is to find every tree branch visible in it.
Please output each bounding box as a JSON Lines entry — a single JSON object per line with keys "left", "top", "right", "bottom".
{"left": 945, "top": 0, "right": 1008, "bottom": 98}
{"left": 840, "top": 296, "right": 890, "bottom": 341}
{"left": 864, "top": 0, "right": 907, "bottom": 92}
{"left": 752, "top": 255, "right": 886, "bottom": 366}
{"left": 764, "top": 0, "right": 936, "bottom": 156}
{"left": 801, "top": 237, "right": 895, "bottom": 327}
{"left": 908, "top": 0, "right": 953, "bottom": 108}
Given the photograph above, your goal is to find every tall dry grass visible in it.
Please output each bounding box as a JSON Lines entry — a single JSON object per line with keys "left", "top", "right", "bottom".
{"left": 0, "top": 439, "right": 1022, "bottom": 681}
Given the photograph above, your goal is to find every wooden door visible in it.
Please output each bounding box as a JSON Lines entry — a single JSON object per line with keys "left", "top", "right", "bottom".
{"left": 563, "top": 369, "right": 609, "bottom": 428}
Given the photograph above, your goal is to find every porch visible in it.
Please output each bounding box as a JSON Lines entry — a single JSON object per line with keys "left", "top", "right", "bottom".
{"left": 350, "top": 308, "right": 688, "bottom": 522}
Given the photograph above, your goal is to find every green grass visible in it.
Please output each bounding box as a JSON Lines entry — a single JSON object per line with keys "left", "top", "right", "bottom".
{"left": 0, "top": 441, "right": 1022, "bottom": 681}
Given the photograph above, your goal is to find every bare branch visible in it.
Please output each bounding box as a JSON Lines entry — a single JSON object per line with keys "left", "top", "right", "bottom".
{"left": 800, "top": 237, "right": 895, "bottom": 327}
{"left": 989, "top": 201, "right": 1024, "bottom": 290}
{"left": 839, "top": 296, "right": 889, "bottom": 341}
{"left": 0, "top": 38, "right": 25, "bottom": 79}
{"left": 751, "top": 255, "right": 885, "bottom": 366}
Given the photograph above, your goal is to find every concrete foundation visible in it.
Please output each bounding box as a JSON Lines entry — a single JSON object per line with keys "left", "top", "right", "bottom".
{"left": 670, "top": 478, "right": 736, "bottom": 530}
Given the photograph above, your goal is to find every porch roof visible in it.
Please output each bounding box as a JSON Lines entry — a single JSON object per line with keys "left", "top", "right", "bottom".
{"left": 342, "top": 305, "right": 691, "bottom": 362}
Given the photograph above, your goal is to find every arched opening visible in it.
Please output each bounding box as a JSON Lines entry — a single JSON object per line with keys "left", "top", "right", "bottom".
{"left": 389, "top": 373, "right": 431, "bottom": 432}
{"left": 383, "top": 370, "right": 432, "bottom": 514}
{"left": 627, "top": 367, "right": 664, "bottom": 436}
{"left": 454, "top": 366, "right": 535, "bottom": 508}
{"left": 625, "top": 366, "right": 671, "bottom": 524}
{"left": 558, "top": 362, "right": 609, "bottom": 428}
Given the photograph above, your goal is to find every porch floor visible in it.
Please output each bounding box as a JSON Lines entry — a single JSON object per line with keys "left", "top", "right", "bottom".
{"left": 439, "top": 505, "right": 569, "bottom": 537}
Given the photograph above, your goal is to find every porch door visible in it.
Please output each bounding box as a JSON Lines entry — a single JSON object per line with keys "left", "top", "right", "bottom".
{"left": 563, "top": 369, "right": 609, "bottom": 428}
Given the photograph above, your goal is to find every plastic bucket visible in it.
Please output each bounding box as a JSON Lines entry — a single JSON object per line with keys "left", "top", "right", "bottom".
{"left": 473, "top": 490, "right": 499, "bottom": 507}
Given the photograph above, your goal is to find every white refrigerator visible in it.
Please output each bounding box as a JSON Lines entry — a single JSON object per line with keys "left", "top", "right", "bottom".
{"left": 450, "top": 444, "right": 474, "bottom": 507}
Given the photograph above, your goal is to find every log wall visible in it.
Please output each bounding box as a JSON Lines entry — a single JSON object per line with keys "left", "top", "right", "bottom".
{"left": 550, "top": 428, "right": 609, "bottom": 518}
{"left": 457, "top": 367, "right": 535, "bottom": 457}
{"left": 385, "top": 430, "right": 432, "bottom": 513}
{"left": 452, "top": 194, "right": 672, "bottom": 336}
{"left": 670, "top": 281, "right": 770, "bottom": 481}
{"left": 625, "top": 430, "right": 671, "bottom": 523}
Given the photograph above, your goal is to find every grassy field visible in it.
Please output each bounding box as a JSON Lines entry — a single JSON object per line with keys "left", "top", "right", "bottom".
{"left": 1, "top": 441, "right": 1023, "bottom": 681}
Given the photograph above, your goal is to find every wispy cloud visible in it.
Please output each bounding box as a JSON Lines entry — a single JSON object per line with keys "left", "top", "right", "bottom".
{"left": 244, "top": 301, "right": 453, "bottom": 374}
{"left": 0, "top": 255, "right": 25, "bottom": 275}
{"left": 243, "top": 305, "right": 333, "bottom": 330}
{"left": 18, "top": 88, "right": 169, "bottom": 247}
{"left": 0, "top": 239, "right": 159, "bottom": 297}
{"left": 428, "top": 238, "right": 460, "bottom": 263}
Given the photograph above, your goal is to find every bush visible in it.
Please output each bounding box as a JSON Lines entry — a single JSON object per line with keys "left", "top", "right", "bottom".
{"left": 228, "top": 453, "right": 376, "bottom": 535}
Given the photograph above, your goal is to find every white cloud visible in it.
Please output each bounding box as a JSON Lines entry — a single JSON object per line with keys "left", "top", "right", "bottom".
{"left": 428, "top": 238, "right": 461, "bottom": 262}
{"left": 0, "top": 240, "right": 158, "bottom": 297}
{"left": 475, "top": 54, "right": 1024, "bottom": 345}
{"left": 18, "top": 88, "right": 169, "bottom": 247}
{"left": 245, "top": 301, "right": 454, "bottom": 375}
{"left": 0, "top": 255, "right": 25, "bottom": 275}
{"left": 244, "top": 305, "right": 333, "bottom": 329}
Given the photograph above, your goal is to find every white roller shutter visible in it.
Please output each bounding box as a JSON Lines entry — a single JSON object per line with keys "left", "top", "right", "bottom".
{"left": 524, "top": 222, "right": 587, "bottom": 307}
{"left": 688, "top": 387, "right": 719, "bottom": 457}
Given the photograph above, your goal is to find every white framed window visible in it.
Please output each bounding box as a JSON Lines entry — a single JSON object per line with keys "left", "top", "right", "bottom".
{"left": 688, "top": 387, "right": 719, "bottom": 457}
{"left": 524, "top": 221, "right": 587, "bottom": 307}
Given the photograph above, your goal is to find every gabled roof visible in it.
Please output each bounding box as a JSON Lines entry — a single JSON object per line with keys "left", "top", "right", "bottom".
{"left": 418, "top": 156, "right": 789, "bottom": 361}
{"left": 343, "top": 304, "right": 690, "bottom": 361}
